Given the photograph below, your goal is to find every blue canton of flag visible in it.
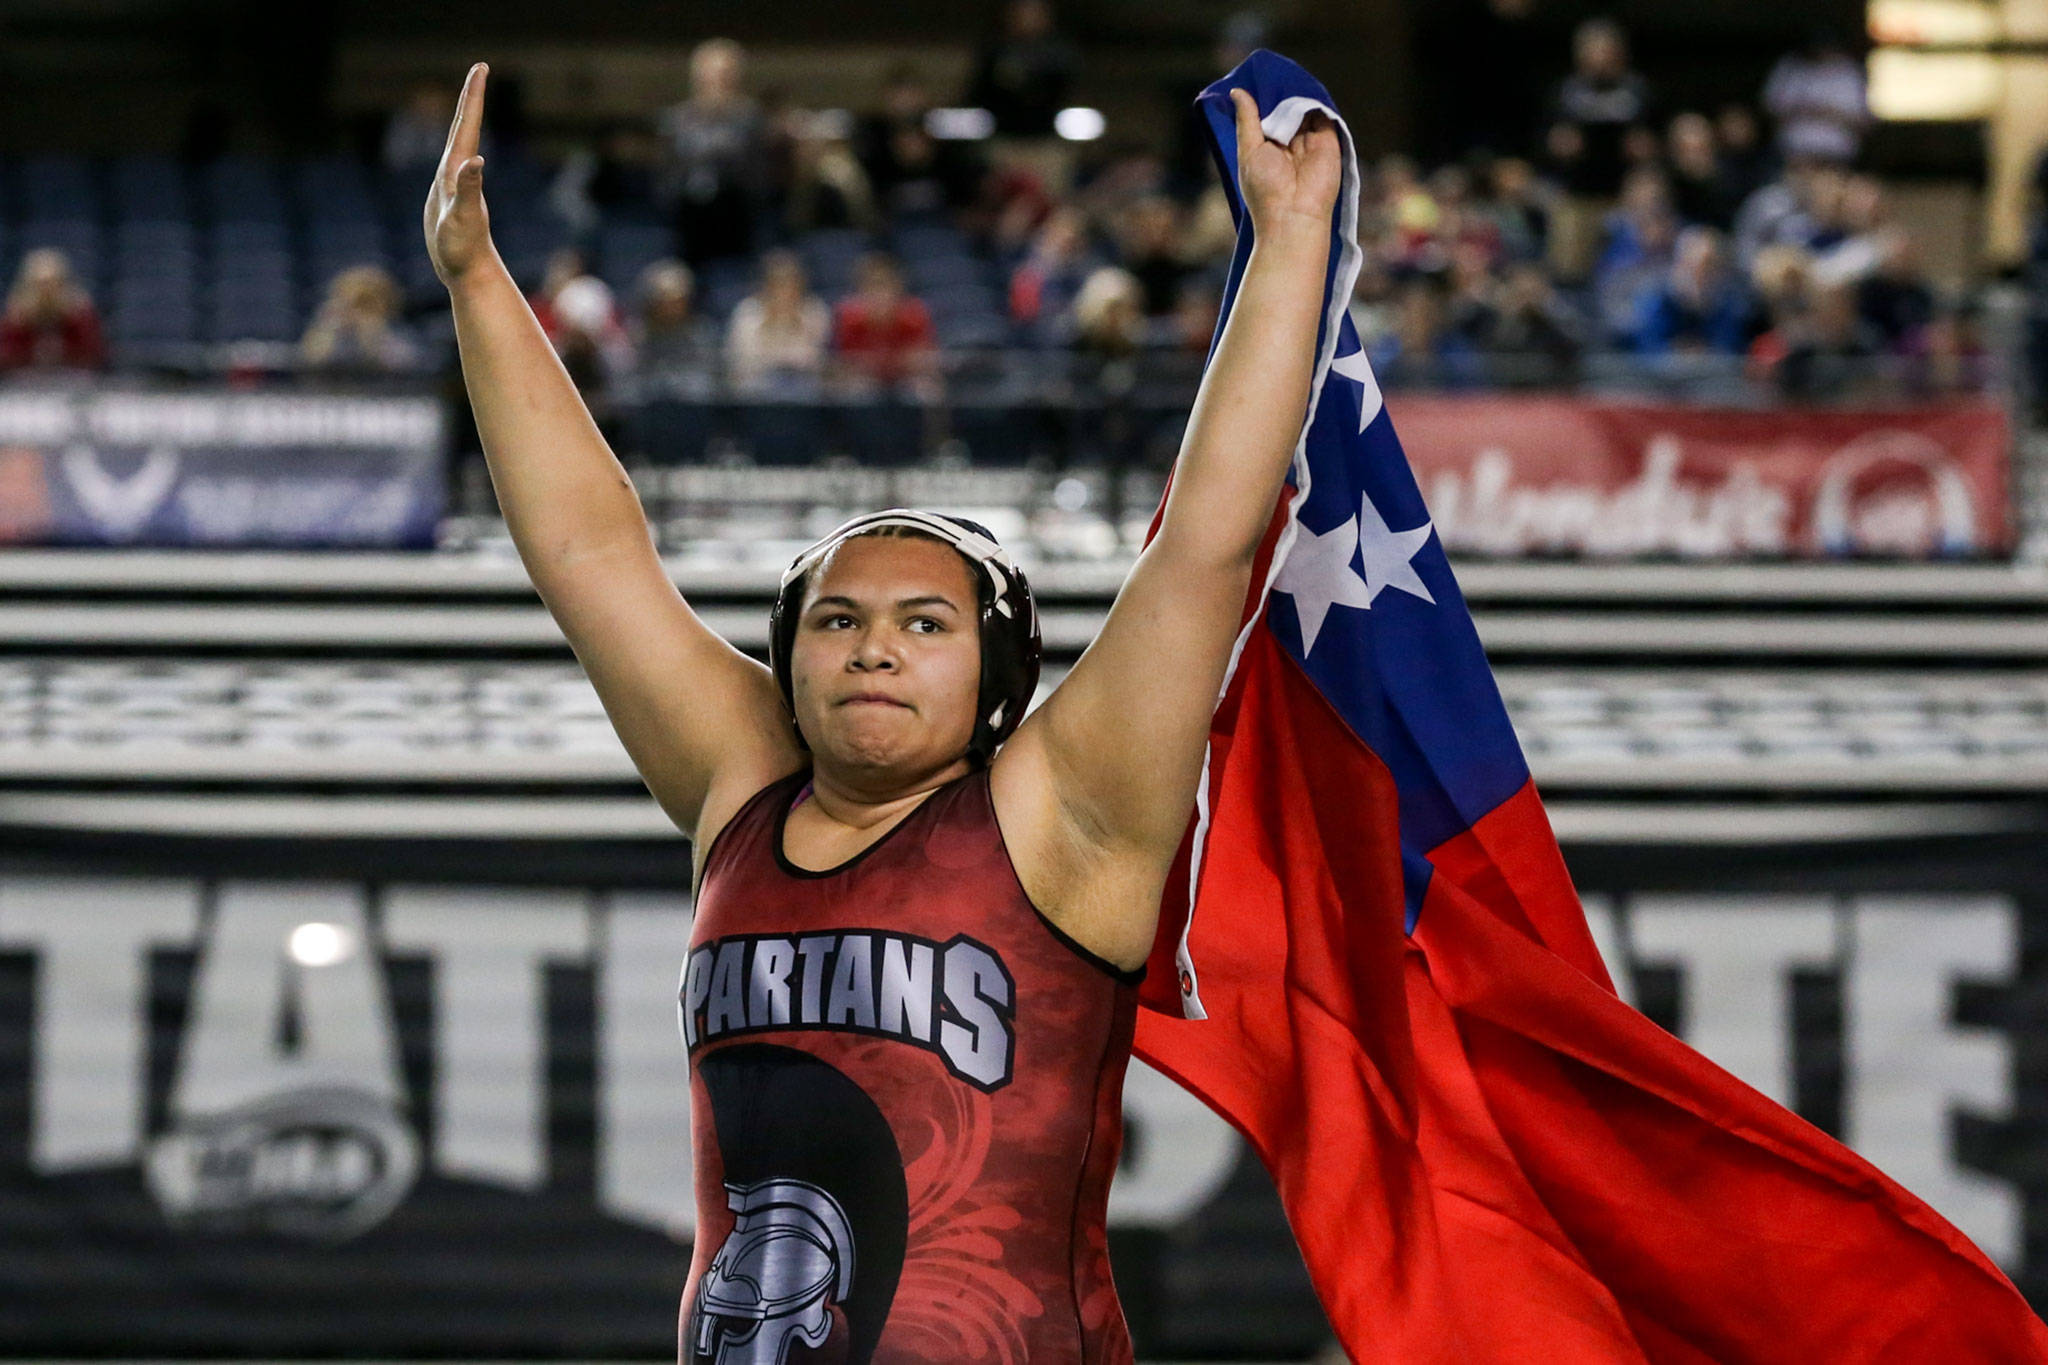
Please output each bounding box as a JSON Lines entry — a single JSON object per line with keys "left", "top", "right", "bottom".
{"left": 1193, "top": 51, "right": 1530, "bottom": 930}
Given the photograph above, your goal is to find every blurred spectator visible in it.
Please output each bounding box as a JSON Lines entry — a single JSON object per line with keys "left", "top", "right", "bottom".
{"left": 783, "top": 110, "right": 880, "bottom": 234}
{"left": 1160, "top": 274, "right": 1223, "bottom": 352}
{"left": 1772, "top": 279, "right": 1881, "bottom": 400}
{"left": 1373, "top": 155, "right": 1446, "bottom": 273}
{"left": 1071, "top": 266, "right": 1147, "bottom": 358}
{"left": 1010, "top": 206, "right": 1100, "bottom": 341}
{"left": 968, "top": 0, "right": 1079, "bottom": 138}
{"left": 1593, "top": 167, "right": 1679, "bottom": 341}
{"left": 1548, "top": 18, "right": 1654, "bottom": 198}
{"left": 1476, "top": 261, "right": 1585, "bottom": 384}
{"left": 300, "top": 265, "right": 421, "bottom": 374}
{"left": 1734, "top": 159, "right": 1847, "bottom": 267}
{"left": 858, "top": 65, "right": 985, "bottom": 221}
{"left": 383, "top": 81, "right": 458, "bottom": 175}
{"left": 1478, "top": 157, "right": 1550, "bottom": 264}
{"left": 550, "top": 275, "right": 635, "bottom": 405}
{"left": 1445, "top": 239, "right": 1502, "bottom": 345}
{"left": 1429, "top": 164, "right": 1504, "bottom": 266}
{"left": 1348, "top": 256, "right": 1399, "bottom": 355}
{"left": 1622, "top": 123, "right": 1665, "bottom": 182}
{"left": 1908, "top": 300, "right": 1990, "bottom": 395}
{"left": 1746, "top": 243, "right": 1817, "bottom": 371}
{"left": 1715, "top": 103, "right": 1774, "bottom": 204}
{"left": 832, "top": 252, "right": 936, "bottom": 394}
{"left": 0, "top": 249, "right": 105, "bottom": 372}
{"left": 658, "top": 38, "right": 769, "bottom": 263}
{"left": 1069, "top": 267, "right": 1148, "bottom": 465}
{"left": 1811, "top": 173, "right": 1890, "bottom": 285}
{"left": 1666, "top": 112, "right": 1740, "bottom": 231}
{"left": 1764, "top": 28, "right": 1871, "bottom": 166}
{"left": 974, "top": 155, "right": 1061, "bottom": 257}
{"left": 726, "top": 248, "right": 830, "bottom": 394}
{"left": 632, "top": 260, "right": 720, "bottom": 380}
{"left": 1116, "top": 196, "right": 1190, "bottom": 316}
{"left": 530, "top": 248, "right": 602, "bottom": 345}
{"left": 1856, "top": 230, "right": 1935, "bottom": 349}
{"left": 551, "top": 123, "right": 666, "bottom": 237}
{"left": 1177, "top": 181, "right": 1241, "bottom": 267}
{"left": 1369, "top": 276, "right": 1483, "bottom": 388}
{"left": 1633, "top": 227, "right": 1752, "bottom": 355}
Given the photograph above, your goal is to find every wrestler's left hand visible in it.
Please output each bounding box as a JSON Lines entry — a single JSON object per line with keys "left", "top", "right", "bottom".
{"left": 1229, "top": 85, "right": 1342, "bottom": 236}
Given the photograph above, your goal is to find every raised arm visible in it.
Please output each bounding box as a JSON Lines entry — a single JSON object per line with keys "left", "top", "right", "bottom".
{"left": 1000, "top": 88, "right": 1340, "bottom": 949}
{"left": 427, "top": 64, "right": 801, "bottom": 845}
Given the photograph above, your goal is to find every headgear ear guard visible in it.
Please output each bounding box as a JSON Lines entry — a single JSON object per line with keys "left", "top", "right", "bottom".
{"left": 768, "top": 508, "right": 1042, "bottom": 769}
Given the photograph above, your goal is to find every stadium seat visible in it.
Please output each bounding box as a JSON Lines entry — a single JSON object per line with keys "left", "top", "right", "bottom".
{"left": 930, "top": 307, "right": 1011, "bottom": 350}
{"left": 19, "top": 154, "right": 99, "bottom": 221}
{"left": 109, "top": 155, "right": 192, "bottom": 223}
{"left": 307, "top": 217, "right": 388, "bottom": 252}
{"left": 109, "top": 299, "right": 199, "bottom": 345}
{"left": 116, "top": 219, "right": 198, "bottom": 255}
{"left": 292, "top": 154, "right": 381, "bottom": 221}
{"left": 741, "top": 400, "right": 830, "bottom": 465}
{"left": 903, "top": 254, "right": 991, "bottom": 293}
{"left": 631, "top": 396, "right": 719, "bottom": 465}
{"left": 393, "top": 241, "right": 446, "bottom": 308}
{"left": 890, "top": 221, "right": 974, "bottom": 262}
{"left": 597, "top": 220, "right": 676, "bottom": 296}
{"left": 837, "top": 400, "right": 925, "bottom": 466}
{"left": 203, "top": 154, "right": 288, "bottom": 213}
{"left": 696, "top": 257, "right": 754, "bottom": 320}
{"left": 796, "top": 227, "right": 874, "bottom": 296}
{"left": 204, "top": 300, "right": 297, "bottom": 344}
{"left": 490, "top": 213, "right": 570, "bottom": 289}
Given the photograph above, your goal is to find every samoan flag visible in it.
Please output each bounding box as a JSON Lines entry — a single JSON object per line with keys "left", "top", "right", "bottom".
{"left": 1128, "top": 50, "right": 2048, "bottom": 1362}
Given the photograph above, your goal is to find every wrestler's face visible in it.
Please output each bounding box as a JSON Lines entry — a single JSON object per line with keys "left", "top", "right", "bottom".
{"left": 791, "top": 535, "right": 982, "bottom": 776}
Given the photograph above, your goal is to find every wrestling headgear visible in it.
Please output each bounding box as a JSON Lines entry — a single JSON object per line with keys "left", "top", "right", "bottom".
{"left": 769, "top": 508, "right": 1042, "bottom": 768}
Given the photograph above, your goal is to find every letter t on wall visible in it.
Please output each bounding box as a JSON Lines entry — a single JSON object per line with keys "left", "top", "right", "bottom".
{"left": 382, "top": 886, "right": 590, "bottom": 1191}
{"left": 1629, "top": 894, "right": 1837, "bottom": 1108}
{"left": 0, "top": 876, "right": 200, "bottom": 1172}
{"left": 1846, "top": 895, "right": 2021, "bottom": 1265}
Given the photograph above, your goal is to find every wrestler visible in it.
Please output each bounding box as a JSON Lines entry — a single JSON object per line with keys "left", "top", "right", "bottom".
{"left": 426, "top": 61, "right": 1338, "bottom": 1364}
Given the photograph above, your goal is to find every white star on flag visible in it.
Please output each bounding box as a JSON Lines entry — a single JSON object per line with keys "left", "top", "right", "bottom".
{"left": 1274, "top": 492, "right": 1436, "bottom": 654}
{"left": 1355, "top": 492, "right": 1435, "bottom": 607}
{"left": 1273, "top": 513, "right": 1372, "bottom": 655}
{"left": 1328, "top": 345, "right": 1384, "bottom": 433}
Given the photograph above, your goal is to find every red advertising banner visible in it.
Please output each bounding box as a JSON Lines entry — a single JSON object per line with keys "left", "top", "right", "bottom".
{"left": 1386, "top": 395, "right": 2013, "bottom": 558}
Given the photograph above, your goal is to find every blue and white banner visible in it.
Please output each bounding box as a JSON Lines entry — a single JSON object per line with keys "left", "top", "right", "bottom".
{"left": 0, "top": 387, "right": 447, "bottom": 549}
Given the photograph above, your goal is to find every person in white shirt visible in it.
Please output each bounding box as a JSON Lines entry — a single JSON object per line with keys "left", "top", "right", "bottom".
{"left": 1764, "top": 29, "right": 1871, "bottom": 166}
{"left": 724, "top": 249, "right": 831, "bottom": 396}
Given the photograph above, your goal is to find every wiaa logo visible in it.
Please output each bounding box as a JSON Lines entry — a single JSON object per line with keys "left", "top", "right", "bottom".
{"left": 145, "top": 1084, "right": 419, "bottom": 1241}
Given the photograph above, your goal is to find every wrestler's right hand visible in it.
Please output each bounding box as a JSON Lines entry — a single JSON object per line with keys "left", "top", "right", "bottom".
{"left": 424, "top": 63, "right": 494, "bottom": 286}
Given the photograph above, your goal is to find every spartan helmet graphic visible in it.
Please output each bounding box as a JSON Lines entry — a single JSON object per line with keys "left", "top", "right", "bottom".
{"left": 693, "top": 1045, "right": 907, "bottom": 1364}
{"left": 691, "top": 1179, "right": 857, "bottom": 1365}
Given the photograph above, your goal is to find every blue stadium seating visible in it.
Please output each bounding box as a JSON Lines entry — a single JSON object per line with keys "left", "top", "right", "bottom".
{"left": 597, "top": 221, "right": 676, "bottom": 297}
{"left": 19, "top": 154, "right": 99, "bottom": 221}
{"left": 0, "top": 148, "right": 1029, "bottom": 364}
{"left": 202, "top": 155, "right": 287, "bottom": 225}
{"left": 109, "top": 155, "right": 191, "bottom": 224}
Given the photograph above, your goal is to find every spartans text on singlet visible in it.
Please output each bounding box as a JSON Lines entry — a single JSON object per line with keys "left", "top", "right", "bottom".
{"left": 682, "top": 929, "right": 1016, "bottom": 1091}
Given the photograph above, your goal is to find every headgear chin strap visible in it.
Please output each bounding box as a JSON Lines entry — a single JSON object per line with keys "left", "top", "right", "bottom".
{"left": 768, "top": 509, "right": 1043, "bottom": 768}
